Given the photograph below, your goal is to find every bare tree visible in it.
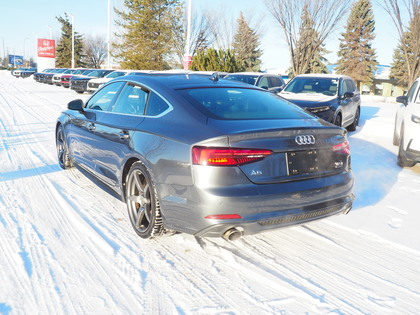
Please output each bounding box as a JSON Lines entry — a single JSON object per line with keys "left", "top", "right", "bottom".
{"left": 204, "top": 6, "right": 235, "bottom": 50}
{"left": 83, "top": 35, "right": 108, "bottom": 69}
{"left": 380, "top": 0, "right": 420, "bottom": 86}
{"left": 265, "top": 0, "right": 350, "bottom": 76}
{"left": 170, "top": 6, "right": 215, "bottom": 68}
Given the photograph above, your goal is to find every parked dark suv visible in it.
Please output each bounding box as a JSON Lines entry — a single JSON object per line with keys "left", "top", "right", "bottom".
{"left": 279, "top": 74, "right": 361, "bottom": 131}
{"left": 224, "top": 72, "right": 285, "bottom": 94}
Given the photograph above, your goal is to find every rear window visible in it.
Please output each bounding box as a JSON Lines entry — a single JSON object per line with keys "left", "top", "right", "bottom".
{"left": 178, "top": 87, "right": 313, "bottom": 120}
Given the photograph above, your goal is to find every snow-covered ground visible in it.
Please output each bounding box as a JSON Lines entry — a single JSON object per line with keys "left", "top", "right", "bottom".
{"left": 0, "top": 70, "right": 419, "bottom": 314}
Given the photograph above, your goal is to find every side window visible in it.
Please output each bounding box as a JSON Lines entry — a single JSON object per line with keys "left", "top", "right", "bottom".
{"left": 339, "top": 80, "right": 350, "bottom": 95}
{"left": 145, "top": 92, "right": 170, "bottom": 116}
{"left": 347, "top": 80, "right": 356, "bottom": 91}
{"left": 406, "top": 81, "right": 419, "bottom": 102}
{"left": 111, "top": 83, "right": 149, "bottom": 115}
{"left": 258, "top": 77, "right": 269, "bottom": 89}
{"left": 86, "top": 81, "right": 124, "bottom": 111}
{"left": 269, "top": 77, "right": 281, "bottom": 87}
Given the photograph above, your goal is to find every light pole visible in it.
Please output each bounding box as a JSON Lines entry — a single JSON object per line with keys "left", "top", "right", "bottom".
{"left": 107, "top": 0, "right": 111, "bottom": 69}
{"left": 69, "top": 14, "right": 75, "bottom": 68}
{"left": 183, "top": 0, "right": 192, "bottom": 70}
{"left": 23, "top": 37, "right": 29, "bottom": 66}
{"left": 47, "top": 25, "right": 52, "bottom": 39}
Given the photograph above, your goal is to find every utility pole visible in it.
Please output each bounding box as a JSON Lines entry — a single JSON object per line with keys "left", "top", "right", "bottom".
{"left": 107, "top": 0, "right": 111, "bottom": 69}
{"left": 183, "top": 0, "right": 192, "bottom": 70}
{"left": 69, "top": 14, "right": 75, "bottom": 68}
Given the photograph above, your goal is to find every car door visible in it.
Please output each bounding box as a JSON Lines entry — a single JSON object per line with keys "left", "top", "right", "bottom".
{"left": 397, "top": 80, "right": 420, "bottom": 143}
{"left": 339, "top": 79, "right": 356, "bottom": 125}
{"left": 85, "top": 82, "right": 148, "bottom": 188}
{"left": 66, "top": 81, "right": 125, "bottom": 171}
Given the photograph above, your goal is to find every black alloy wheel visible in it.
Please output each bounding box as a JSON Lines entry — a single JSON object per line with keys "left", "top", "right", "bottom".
{"left": 56, "top": 125, "right": 72, "bottom": 169}
{"left": 125, "top": 162, "right": 164, "bottom": 239}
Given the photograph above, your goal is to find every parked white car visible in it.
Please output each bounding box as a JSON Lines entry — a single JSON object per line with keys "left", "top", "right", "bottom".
{"left": 86, "top": 70, "right": 150, "bottom": 93}
{"left": 393, "top": 77, "right": 420, "bottom": 167}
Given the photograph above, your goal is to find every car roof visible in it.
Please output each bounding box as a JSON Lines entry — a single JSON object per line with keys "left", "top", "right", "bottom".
{"left": 119, "top": 73, "right": 258, "bottom": 91}
{"left": 228, "top": 72, "right": 280, "bottom": 77}
{"left": 294, "top": 73, "right": 351, "bottom": 80}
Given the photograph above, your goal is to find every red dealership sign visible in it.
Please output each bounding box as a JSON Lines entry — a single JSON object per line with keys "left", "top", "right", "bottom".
{"left": 37, "top": 39, "right": 56, "bottom": 58}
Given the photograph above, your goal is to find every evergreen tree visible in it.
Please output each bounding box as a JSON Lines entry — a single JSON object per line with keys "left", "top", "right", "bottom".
{"left": 291, "top": 6, "right": 328, "bottom": 76}
{"left": 56, "top": 14, "right": 85, "bottom": 68}
{"left": 390, "top": 9, "right": 420, "bottom": 88}
{"left": 336, "top": 0, "right": 378, "bottom": 89}
{"left": 232, "top": 12, "right": 262, "bottom": 72}
{"left": 190, "top": 48, "right": 241, "bottom": 72}
{"left": 114, "top": 0, "right": 182, "bottom": 70}
{"left": 307, "top": 46, "right": 330, "bottom": 74}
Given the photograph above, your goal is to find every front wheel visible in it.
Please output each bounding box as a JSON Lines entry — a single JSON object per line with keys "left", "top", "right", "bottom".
{"left": 397, "top": 129, "right": 416, "bottom": 167}
{"left": 56, "top": 125, "right": 72, "bottom": 169}
{"left": 333, "top": 114, "right": 342, "bottom": 127}
{"left": 125, "top": 162, "right": 164, "bottom": 239}
{"left": 347, "top": 107, "right": 360, "bottom": 132}
{"left": 392, "top": 116, "right": 400, "bottom": 146}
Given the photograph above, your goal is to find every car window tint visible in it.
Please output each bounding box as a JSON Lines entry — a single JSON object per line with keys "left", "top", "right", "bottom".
{"left": 349, "top": 80, "right": 356, "bottom": 91}
{"left": 145, "top": 92, "right": 170, "bottom": 116}
{"left": 269, "top": 77, "right": 281, "bottom": 87}
{"left": 224, "top": 75, "right": 258, "bottom": 85}
{"left": 106, "top": 71, "right": 125, "bottom": 78}
{"left": 111, "top": 83, "right": 149, "bottom": 115}
{"left": 340, "top": 80, "right": 350, "bottom": 95}
{"left": 85, "top": 81, "right": 125, "bottom": 111}
{"left": 407, "top": 81, "right": 418, "bottom": 102}
{"left": 257, "top": 76, "right": 269, "bottom": 88}
{"left": 179, "top": 87, "right": 313, "bottom": 120}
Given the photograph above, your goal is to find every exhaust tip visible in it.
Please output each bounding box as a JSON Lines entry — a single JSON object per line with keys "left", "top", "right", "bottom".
{"left": 222, "top": 228, "right": 243, "bottom": 241}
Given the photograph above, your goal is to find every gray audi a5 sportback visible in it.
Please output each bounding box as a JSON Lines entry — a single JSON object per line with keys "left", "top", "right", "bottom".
{"left": 56, "top": 73, "right": 354, "bottom": 241}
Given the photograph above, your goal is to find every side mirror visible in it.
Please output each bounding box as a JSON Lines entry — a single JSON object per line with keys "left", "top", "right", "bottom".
{"left": 268, "top": 87, "right": 282, "bottom": 94}
{"left": 68, "top": 99, "right": 84, "bottom": 111}
{"left": 396, "top": 95, "right": 408, "bottom": 106}
{"left": 343, "top": 92, "right": 354, "bottom": 99}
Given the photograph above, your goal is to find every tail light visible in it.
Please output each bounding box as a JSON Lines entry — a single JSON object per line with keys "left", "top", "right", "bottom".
{"left": 192, "top": 146, "right": 272, "bottom": 166}
{"left": 332, "top": 141, "right": 350, "bottom": 155}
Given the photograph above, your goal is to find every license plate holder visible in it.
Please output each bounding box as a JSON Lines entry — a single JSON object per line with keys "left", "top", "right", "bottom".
{"left": 287, "top": 150, "right": 319, "bottom": 175}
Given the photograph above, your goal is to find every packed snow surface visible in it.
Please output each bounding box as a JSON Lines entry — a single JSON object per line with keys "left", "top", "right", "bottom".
{"left": 0, "top": 71, "right": 419, "bottom": 314}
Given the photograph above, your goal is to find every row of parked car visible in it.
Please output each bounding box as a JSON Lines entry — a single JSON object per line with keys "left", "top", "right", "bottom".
{"left": 32, "top": 68, "right": 147, "bottom": 94}
{"left": 15, "top": 67, "right": 363, "bottom": 133}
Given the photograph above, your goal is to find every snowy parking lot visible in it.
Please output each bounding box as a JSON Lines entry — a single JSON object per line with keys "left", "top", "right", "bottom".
{"left": 0, "top": 70, "right": 419, "bottom": 314}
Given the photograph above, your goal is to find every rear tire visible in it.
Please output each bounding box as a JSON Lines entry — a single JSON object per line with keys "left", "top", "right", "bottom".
{"left": 125, "top": 162, "right": 164, "bottom": 239}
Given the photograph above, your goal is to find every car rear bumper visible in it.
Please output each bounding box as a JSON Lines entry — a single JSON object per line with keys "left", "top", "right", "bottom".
{"left": 160, "top": 171, "right": 354, "bottom": 238}
{"left": 194, "top": 195, "right": 353, "bottom": 237}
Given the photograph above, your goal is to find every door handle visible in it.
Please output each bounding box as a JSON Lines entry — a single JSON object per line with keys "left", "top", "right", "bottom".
{"left": 119, "top": 131, "right": 130, "bottom": 140}
{"left": 88, "top": 123, "right": 96, "bottom": 131}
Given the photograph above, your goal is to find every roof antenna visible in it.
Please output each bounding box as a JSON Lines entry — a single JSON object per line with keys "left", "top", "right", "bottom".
{"left": 210, "top": 72, "right": 219, "bottom": 83}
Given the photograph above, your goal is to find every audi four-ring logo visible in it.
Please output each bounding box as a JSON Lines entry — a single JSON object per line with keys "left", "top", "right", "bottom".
{"left": 295, "top": 135, "right": 316, "bottom": 145}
